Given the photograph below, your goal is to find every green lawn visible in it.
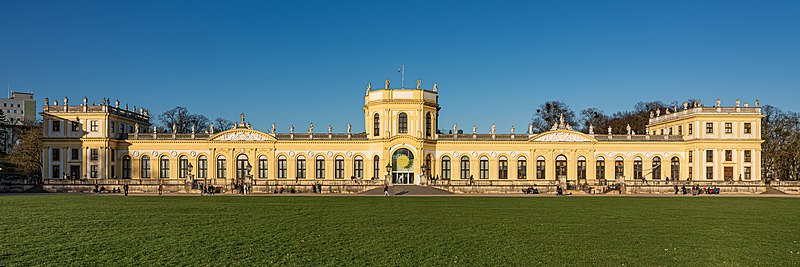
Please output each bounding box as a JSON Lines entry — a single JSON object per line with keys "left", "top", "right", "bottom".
{"left": 1, "top": 195, "right": 798, "bottom": 266}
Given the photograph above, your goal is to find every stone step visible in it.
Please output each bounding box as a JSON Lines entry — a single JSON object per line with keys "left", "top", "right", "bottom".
{"left": 360, "top": 185, "right": 454, "bottom": 196}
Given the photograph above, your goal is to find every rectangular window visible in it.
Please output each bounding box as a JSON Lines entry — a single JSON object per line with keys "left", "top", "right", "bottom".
{"left": 744, "top": 150, "right": 752, "bottom": 163}
{"left": 706, "top": 150, "right": 713, "bottom": 163}
{"left": 52, "top": 121, "right": 61, "bottom": 132}
{"left": 354, "top": 159, "right": 363, "bottom": 179}
{"left": 706, "top": 123, "right": 713, "bottom": 134}
{"left": 689, "top": 151, "right": 693, "bottom": 163}
{"left": 725, "top": 150, "right": 733, "bottom": 162}
{"left": 678, "top": 126, "right": 683, "bottom": 135}
{"left": 669, "top": 128, "right": 673, "bottom": 135}
{"left": 596, "top": 160, "right": 605, "bottom": 180}
{"left": 258, "top": 158, "right": 268, "bottom": 178}
{"left": 217, "top": 158, "right": 227, "bottom": 178}
{"left": 297, "top": 159, "right": 306, "bottom": 179}
{"left": 442, "top": 158, "right": 451, "bottom": 180}
{"left": 71, "top": 148, "right": 79, "bottom": 160}
{"left": 198, "top": 158, "right": 207, "bottom": 179}
{"left": 278, "top": 158, "right": 287, "bottom": 178}
{"left": 71, "top": 121, "right": 80, "bottom": 132}
{"left": 90, "top": 149, "right": 98, "bottom": 161}
{"left": 110, "top": 122, "right": 115, "bottom": 133}
{"left": 744, "top": 123, "right": 752, "bottom": 134}
{"left": 335, "top": 158, "right": 344, "bottom": 179}
{"left": 744, "top": 167, "right": 752, "bottom": 180}
{"left": 479, "top": 159, "right": 489, "bottom": 179}
{"left": 315, "top": 158, "right": 325, "bottom": 179}
{"left": 536, "top": 159, "right": 546, "bottom": 180}
{"left": 90, "top": 121, "right": 98, "bottom": 132}
{"left": 517, "top": 160, "right": 527, "bottom": 179}
{"left": 689, "top": 167, "right": 693, "bottom": 180}
{"left": 52, "top": 148, "right": 60, "bottom": 161}
{"left": 725, "top": 123, "right": 732, "bottom": 134}
{"left": 90, "top": 165, "right": 98, "bottom": 178}
{"left": 498, "top": 160, "right": 508, "bottom": 179}
{"left": 706, "top": 166, "right": 714, "bottom": 180}
{"left": 52, "top": 165, "right": 60, "bottom": 179}
{"left": 689, "top": 124, "right": 693, "bottom": 135}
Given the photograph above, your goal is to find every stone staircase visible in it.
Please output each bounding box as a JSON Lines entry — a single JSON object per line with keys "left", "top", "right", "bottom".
{"left": 360, "top": 185, "right": 454, "bottom": 196}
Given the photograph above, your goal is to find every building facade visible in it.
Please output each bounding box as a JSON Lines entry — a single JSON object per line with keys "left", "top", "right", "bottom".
{"left": 2, "top": 91, "right": 36, "bottom": 123}
{"left": 40, "top": 82, "right": 763, "bottom": 191}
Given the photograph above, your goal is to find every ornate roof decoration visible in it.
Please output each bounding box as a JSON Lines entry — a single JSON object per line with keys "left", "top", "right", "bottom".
{"left": 531, "top": 130, "right": 595, "bottom": 142}
{"left": 209, "top": 129, "right": 275, "bottom": 142}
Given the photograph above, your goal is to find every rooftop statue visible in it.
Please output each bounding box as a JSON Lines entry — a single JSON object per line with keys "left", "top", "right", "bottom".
{"left": 366, "top": 82, "right": 371, "bottom": 94}
{"left": 416, "top": 79, "right": 421, "bottom": 89}
{"left": 272, "top": 123, "right": 276, "bottom": 134}
{"left": 385, "top": 79, "right": 390, "bottom": 89}
{"left": 433, "top": 83, "right": 438, "bottom": 92}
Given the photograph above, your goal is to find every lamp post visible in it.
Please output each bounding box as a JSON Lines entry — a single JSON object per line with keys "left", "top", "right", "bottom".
{"left": 385, "top": 163, "right": 392, "bottom": 185}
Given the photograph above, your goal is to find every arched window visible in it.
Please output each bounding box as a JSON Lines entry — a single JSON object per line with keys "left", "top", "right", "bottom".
{"left": 353, "top": 156, "right": 364, "bottom": 179}
{"left": 141, "top": 155, "right": 151, "bottom": 178}
{"left": 216, "top": 155, "right": 227, "bottom": 178}
{"left": 634, "top": 157, "right": 643, "bottom": 180}
{"left": 398, "top": 112, "right": 408, "bottom": 134}
{"left": 236, "top": 154, "right": 250, "bottom": 181}
{"left": 556, "top": 155, "right": 567, "bottom": 180}
{"left": 671, "top": 157, "right": 680, "bottom": 180}
{"left": 441, "top": 156, "right": 451, "bottom": 180}
{"left": 479, "top": 156, "right": 489, "bottom": 179}
{"left": 425, "top": 155, "right": 432, "bottom": 177}
{"left": 296, "top": 156, "right": 306, "bottom": 179}
{"left": 258, "top": 156, "right": 268, "bottom": 178}
{"left": 159, "top": 155, "right": 170, "bottom": 178}
{"left": 373, "top": 155, "right": 380, "bottom": 179}
{"left": 373, "top": 113, "right": 380, "bottom": 136}
{"left": 277, "top": 155, "right": 287, "bottom": 178}
{"left": 498, "top": 156, "right": 508, "bottom": 179}
{"left": 198, "top": 156, "right": 207, "bottom": 179}
{"left": 596, "top": 156, "right": 606, "bottom": 180}
{"left": 652, "top": 157, "right": 662, "bottom": 180}
{"left": 615, "top": 156, "right": 625, "bottom": 179}
{"left": 536, "top": 156, "right": 546, "bottom": 179}
{"left": 179, "top": 156, "right": 188, "bottom": 178}
{"left": 425, "top": 112, "right": 432, "bottom": 137}
{"left": 315, "top": 156, "right": 326, "bottom": 179}
{"left": 335, "top": 156, "right": 345, "bottom": 179}
{"left": 122, "top": 156, "right": 131, "bottom": 179}
{"left": 517, "top": 156, "right": 527, "bottom": 179}
{"left": 577, "top": 156, "right": 587, "bottom": 180}
{"left": 460, "top": 156, "right": 470, "bottom": 179}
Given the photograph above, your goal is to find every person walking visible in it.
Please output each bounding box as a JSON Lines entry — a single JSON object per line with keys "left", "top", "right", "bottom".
{"left": 123, "top": 183, "right": 129, "bottom": 196}
{"left": 384, "top": 185, "right": 389, "bottom": 196}
{"left": 158, "top": 183, "right": 163, "bottom": 196}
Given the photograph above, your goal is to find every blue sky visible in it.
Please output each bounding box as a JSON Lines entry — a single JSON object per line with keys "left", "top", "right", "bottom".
{"left": 2, "top": 0, "right": 798, "bottom": 133}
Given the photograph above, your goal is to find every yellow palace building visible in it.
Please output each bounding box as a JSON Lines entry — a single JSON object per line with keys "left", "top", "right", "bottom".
{"left": 40, "top": 80, "right": 764, "bottom": 193}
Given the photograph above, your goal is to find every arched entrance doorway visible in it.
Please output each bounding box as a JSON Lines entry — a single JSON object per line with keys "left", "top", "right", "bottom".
{"left": 392, "top": 148, "right": 415, "bottom": 184}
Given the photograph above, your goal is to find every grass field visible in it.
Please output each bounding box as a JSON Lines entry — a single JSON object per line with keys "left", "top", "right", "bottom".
{"left": 1, "top": 195, "right": 798, "bottom": 266}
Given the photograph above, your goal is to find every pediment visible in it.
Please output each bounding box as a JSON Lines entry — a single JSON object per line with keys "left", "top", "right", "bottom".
{"left": 209, "top": 129, "right": 275, "bottom": 142}
{"left": 530, "top": 130, "right": 595, "bottom": 142}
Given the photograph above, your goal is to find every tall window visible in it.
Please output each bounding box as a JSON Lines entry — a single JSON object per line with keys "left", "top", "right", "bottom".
{"left": 706, "top": 122, "right": 714, "bottom": 134}
{"left": 72, "top": 121, "right": 80, "bottom": 132}
{"left": 577, "top": 157, "right": 586, "bottom": 180}
{"left": 689, "top": 151, "right": 693, "bottom": 162}
{"left": 536, "top": 157, "right": 546, "bottom": 179}
{"left": 671, "top": 157, "right": 680, "bottom": 180}
{"left": 425, "top": 112, "right": 432, "bottom": 137}
{"left": 52, "top": 120, "right": 61, "bottom": 132}
{"left": 706, "top": 150, "right": 714, "bottom": 162}
{"left": 90, "top": 165, "right": 98, "bottom": 178}
{"left": 159, "top": 156, "right": 170, "bottom": 178}
{"left": 725, "top": 150, "right": 733, "bottom": 162}
{"left": 596, "top": 157, "right": 606, "bottom": 180}
{"left": 52, "top": 148, "right": 60, "bottom": 161}
{"left": 744, "top": 123, "right": 752, "bottom": 134}
{"left": 744, "top": 167, "right": 752, "bottom": 180}
{"left": 52, "top": 165, "right": 60, "bottom": 179}
{"left": 373, "top": 113, "right": 380, "bottom": 136}
{"left": 278, "top": 156, "right": 287, "bottom": 178}
{"left": 198, "top": 156, "right": 207, "bottom": 179}
{"left": 744, "top": 150, "right": 752, "bottom": 162}
{"left": 678, "top": 126, "right": 683, "bottom": 135}
{"left": 90, "top": 149, "right": 98, "bottom": 161}
{"left": 460, "top": 156, "right": 470, "bottom": 179}
{"left": 179, "top": 156, "right": 188, "bottom": 178}
{"left": 725, "top": 122, "right": 732, "bottom": 134}
{"left": 398, "top": 112, "right": 408, "bottom": 134}
{"left": 236, "top": 155, "right": 249, "bottom": 180}
{"left": 441, "top": 156, "right": 451, "bottom": 180}
{"left": 633, "top": 157, "right": 643, "bottom": 179}
{"left": 353, "top": 156, "right": 363, "bottom": 179}
{"left": 296, "top": 156, "right": 306, "bottom": 179}
{"left": 615, "top": 157, "right": 624, "bottom": 179}
{"left": 706, "top": 166, "right": 714, "bottom": 180}
{"left": 373, "top": 155, "right": 380, "bottom": 179}
{"left": 688, "top": 124, "right": 693, "bottom": 135}
{"left": 335, "top": 156, "right": 344, "bottom": 179}
{"left": 110, "top": 122, "right": 115, "bottom": 133}
{"left": 141, "top": 156, "right": 151, "bottom": 178}
{"left": 258, "top": 156, "right": 268, "bottom": 178}
{"left": 517, "top": 157, "right": 527, "bottom": 179}
{"left": 555, "top": 155, "right": 567, "bottom": 180}
{"left": 90, "top": 121, "right": 98, "bottom": 132}
{"left": 217, "top": 156, "right": 227, "bottom": 178}
{"left": 122, "top": 156, "right": 131, "bottom": 179}
{"left": 652, "top": 157, "right": 661, "bottom": 180}
{"left": 498, "top": 157, "right": 508, "bottom": 179}
{"left": 479, "top": 157, "right": 489, "bottom": 179}
{"left": 315, "top": 156, "right": 325, "bottom": 179}
{"left": 71, "top": 148, "right": 79, "bottom": 160}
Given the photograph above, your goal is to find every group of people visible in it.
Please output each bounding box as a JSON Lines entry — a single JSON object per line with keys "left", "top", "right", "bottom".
{"left": 522, "top": 186, "right": 540, "bottom": 194}
{"left": 92, "top": 184, "right": 129, "bottom": 196}
{"left": 311, "top": 183, "right": 324, "bottom": 193}
{"left": 675, "top": 184, "right": 721, "bottom": 195}
{"left": 232, "top": 183, "right": 251, "bottom": 195}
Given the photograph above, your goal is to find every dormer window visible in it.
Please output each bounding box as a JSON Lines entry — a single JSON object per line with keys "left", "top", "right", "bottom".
{"left": 398, "top": 112, "right": 408, "bottom": 134}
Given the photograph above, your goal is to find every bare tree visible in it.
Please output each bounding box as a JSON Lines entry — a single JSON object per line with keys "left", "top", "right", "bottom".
{"left": 531, "top": 101, "right": 576, "bottom": 133}
{"left": 9, "top": 123, "right": 42, "bottom": 177}
{"left": 158, "top": 107, "right": 210, "bottom": 133}
{"left": 214, "top": 117, "right": 234, "bottom": 131}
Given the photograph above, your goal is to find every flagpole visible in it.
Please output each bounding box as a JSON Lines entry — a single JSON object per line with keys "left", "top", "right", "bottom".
{"left": 401, "top": 64, "right": 405, "bottom": 89}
